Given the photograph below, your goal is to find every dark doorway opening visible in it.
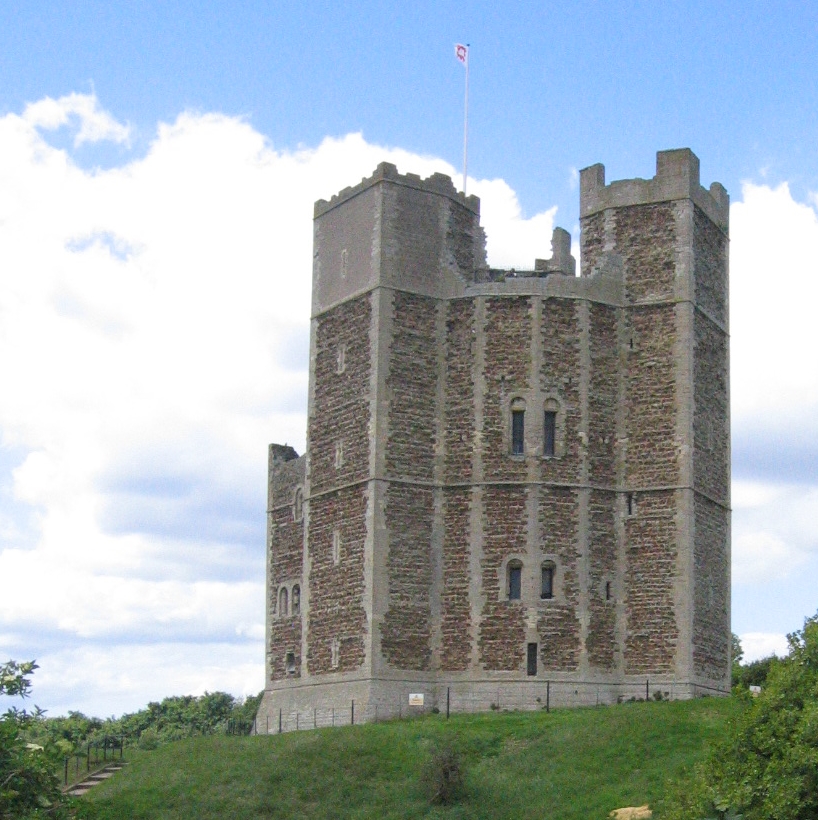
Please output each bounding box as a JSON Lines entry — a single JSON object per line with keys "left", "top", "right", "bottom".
{"left": 527, "top": 642, "right": 538, "bottom": 676}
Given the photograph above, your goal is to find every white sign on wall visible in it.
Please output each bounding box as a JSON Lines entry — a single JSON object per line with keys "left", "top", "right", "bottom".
{"left": 408, "top": 693, "right": 424, "bottom": 707}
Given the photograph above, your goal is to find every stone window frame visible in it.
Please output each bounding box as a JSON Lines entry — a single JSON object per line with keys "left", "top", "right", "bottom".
{"left": 540, "top": 560, "right": 556, "bottom": 600}
{"left": 293, "top": 486, "right": 304, "bottom": 522}
{"left": 603, "top": 578, "right": 615, "bottom": 604}
{"left": 625, "top": 492, "right": 636, "bottom": 518}
{"left": 501, "top": 556, "right": 526, "bottom": 603}
{"left": 541, "top": 395, "right": 565, "bottom": 460}
{"left": 275, "top": 581, "right": 304, "bottom": 620}
{"left": 335, "top": 440, "right": 344, "bottom": 469}
{"left": 538, "top": 556, "right": 562, "bottom": 604}
{"left": 510, "top": 397, "right": 526, "bottom": 457}
{"left": 336, "top": 342, "right": 347, "bottom": 374}
{"left": 278, "top": 586, "right": 289, "bottom": 617}
{"left": 285, "top": 650, "right": 296, "bottom": 675}
{"left": 330, "top": 636, "right": 340, "bottom": 670}
{"left": 292, "top": 584, "right": 301, "bottom": 615}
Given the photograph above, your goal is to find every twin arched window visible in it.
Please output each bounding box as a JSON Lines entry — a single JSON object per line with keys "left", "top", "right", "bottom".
{"left": 505, "top": 559, "right": 558, "bottom": 601}
{"left": 277, "top": 583, "right": 301, "bottom": 618}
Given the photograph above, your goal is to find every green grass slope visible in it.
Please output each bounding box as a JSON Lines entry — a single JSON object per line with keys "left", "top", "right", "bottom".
{"left": 87, "top": 698, "right": 741, "bottom": 820}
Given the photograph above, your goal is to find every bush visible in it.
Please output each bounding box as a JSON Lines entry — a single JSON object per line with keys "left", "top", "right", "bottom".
{"left": 421, "top": 737, "right": 465, "bottom": 806}
{"left": 662, "top": 611, "right": 818, "bottom": 820}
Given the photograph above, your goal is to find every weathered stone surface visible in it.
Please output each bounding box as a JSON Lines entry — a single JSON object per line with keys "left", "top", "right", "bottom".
{"left": 587, "top": 489, "right": 617, "bottom": 670}
{"left": 307, "top": 486, "right": 367, "bottom": 675}
{"left": 381, "top": 484, "right": 433, "bottom": 670}
{"left": 440, "top": 488, "right": 472, "bottom": 671}
{"left": 444, "top": 299, "right": 475, "bottom": 482}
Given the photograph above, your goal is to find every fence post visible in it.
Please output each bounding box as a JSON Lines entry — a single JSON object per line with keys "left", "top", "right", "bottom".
{"left": 646, "top": 678, "right": 649, "bottom": 701}
{"left": 332, "top": 707, "right": 334, "bottom": 727}
{"left": 351, "top": 699, "right": 354, "bottom": 726}
{"left": 266, "top": 715, "right": 269, "bottom": 735}
{"left": 314, "top": 708, "right": 317, "bottom": 729}
{"left": 446, "top": 687, "right": 450, "bottom": 719}
{"left": 546, "top": 680, "right": 550, "bottom": 713}
{"left": 296, "top": 713, "right": 299, "bottom": 731}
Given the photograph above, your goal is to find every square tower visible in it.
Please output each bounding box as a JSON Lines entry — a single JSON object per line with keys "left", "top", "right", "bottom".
{"left": 257, "top": 149, "right": 730, "bottom": 732}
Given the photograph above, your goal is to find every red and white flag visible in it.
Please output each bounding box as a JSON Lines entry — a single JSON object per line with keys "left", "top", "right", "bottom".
{"left": 455, "top": 43, "right": 468, "bottom": 66}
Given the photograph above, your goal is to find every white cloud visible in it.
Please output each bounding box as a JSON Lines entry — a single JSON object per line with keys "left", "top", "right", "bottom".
{"left": 740, "top": 632, "right": 789, "bottom": 663}
{"left": 22, "top": 92, "right": 131, "bottom": 147}
{"left": 0, "top": 94, "right": 559, "bottom": 716}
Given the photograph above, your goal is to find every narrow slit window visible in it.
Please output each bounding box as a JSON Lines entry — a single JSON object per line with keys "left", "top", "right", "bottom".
{"left": 336, "top": 343, "right": 346, "bottom": 374}
{"left": 292, "top": 584, "right": 300, "bottom": 615}
{"left": 293, "top": 487, "right": 303, "bottom": 522}
{"left": 279, "top": 587, "right": 288, "bottom": 617}
{"left": 605, "top": 581, "right": 612, "bottom": 601}
{"left": 512, "top": 409, "right": 525, "bottom": 455}
{"left": 332, "top": 528, "right": 342, "bottom": 565}
{"left": 527, "top": 642, "right": 538, "bottom": 676}
{"left": 627, "top": 493, "right": 634, "bottom": 516}
{"left": 508, "top": 562, "right": 522, "bottom": 600}
{"left": 541, "top": 564, "right": 554, "bottom": 599}
{"left": 285, "top": 651, "right": 296, "bottom": 674}
{"left": 543, "top": 411, "right": 556, "bottom": 457}
{"left": 331, "top": 637, "right": 340, "bottom": 669}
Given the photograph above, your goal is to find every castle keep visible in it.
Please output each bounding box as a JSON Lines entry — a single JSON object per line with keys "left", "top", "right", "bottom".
{"left": 257, "top": 148, "right": 731, "bottom": 730}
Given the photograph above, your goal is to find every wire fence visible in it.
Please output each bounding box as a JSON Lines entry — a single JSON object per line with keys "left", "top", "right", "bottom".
{"left": 254, "top": 677, "right": 700, "bottom": 735}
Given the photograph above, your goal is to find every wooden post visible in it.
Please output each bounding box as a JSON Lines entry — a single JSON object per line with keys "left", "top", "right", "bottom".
{"left": 351, "top": 699, "right": 355, "bottom": 726}
{"left": 446, "top": 687, "right": 450, "bottom": 719}
{"left": 546, "top": 681, "right": 550, "bottom": 713}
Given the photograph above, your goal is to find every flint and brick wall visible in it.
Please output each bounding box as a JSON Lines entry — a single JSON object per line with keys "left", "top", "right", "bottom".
{"left": 440, "top": 488, "right": 472, "bottom": 671}
{"left": 588, "top": 303, "right": 618, "bottom": 487}
{"left": 444, "top": 299, "right": 475, "bottom": 483}
{"left": 307, "top": 486, "right": 368, "bottom": 675}
{"left": 538, "top": 486, "right": 581, "bottom": 671}
{"left": 479, "top": 486, "right": 527, "bottom": 671}
{"left": 483, "top": 297, "right": 531, "bottom": 479}
{"left": 309, "top": 295, "right": 372, "bottom": 494}
{"left": 693, "top": 494, "right": 730, "bottom": 680}
{"left": 618, "top": 203, "right": 677, "bottom": 303}
{"left": 624, "top": 490, "right": 678, "bottom": 673}
{"left": 693, "top": 205, "right": 728, "bottom": 325}
{"left": 381, "top": 484, "right": 434, "bottom": 670}
{"left": 587, "top": 489, "right": 617, "bottom": 670}
{"left": 540, "top": 298, "right": 581, "bottom": 484}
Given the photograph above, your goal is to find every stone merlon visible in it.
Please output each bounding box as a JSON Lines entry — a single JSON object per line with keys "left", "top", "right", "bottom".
{"left": 580, "top": 148, "right": 729, "bottom": 232}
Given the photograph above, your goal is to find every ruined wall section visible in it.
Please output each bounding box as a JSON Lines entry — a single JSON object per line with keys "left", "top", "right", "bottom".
{"left": 307, "top": 486, "right": 368, "bottom": 675}
{"left": 308, "top": 294, "right": 372, "bottom": 494}
{"left": 538, "top": 487, "right": 581, "bottom": 671}
{"left": 482, "top": 297, "right": 531, "bottom": 480}
{"left": 479, "top": 486, "right": 527, "bottom": 671}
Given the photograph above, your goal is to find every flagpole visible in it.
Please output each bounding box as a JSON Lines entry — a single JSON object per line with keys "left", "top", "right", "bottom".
{"left": 462, "top": 43, "right": 469, "bottom": 195}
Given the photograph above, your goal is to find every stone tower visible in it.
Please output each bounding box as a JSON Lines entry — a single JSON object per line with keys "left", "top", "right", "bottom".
{"left": 256, "top": 149, "right": 730, "bottom": 732}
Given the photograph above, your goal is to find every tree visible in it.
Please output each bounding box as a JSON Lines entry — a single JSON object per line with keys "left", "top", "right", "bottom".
{"left": 0, "top": 660, "right": 84, "bottom": 819}
{"left": 663, "top": 611, "right": 818, "bottom": 820}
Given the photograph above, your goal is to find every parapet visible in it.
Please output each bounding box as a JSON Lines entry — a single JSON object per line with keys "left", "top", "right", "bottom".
{"left": 475, "top": 227, "right": 576, "bottom": 283}
{"left": 580, "top": 149, "right": 729, "bottom": 232}
{"left": 314, "top": 162, "right": 480, "bottom": 219}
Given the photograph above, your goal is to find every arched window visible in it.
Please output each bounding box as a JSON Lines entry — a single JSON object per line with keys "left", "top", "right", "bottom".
{"left": 507, "top": 560, "right": 522, "bottom": 600}
{"left": 541, "top": 561, "right": 555, "bottom": 600}
{"left": 293, "top": 487, "right": 304, "bottom": 522}
{"left": 279, "top": 587, "right": 288, "bottom": 617}
{"left": 511, "top": 398, "right": 526, "bottom": 456}
{"left": 292, "top": 584, "right": 301, "bottom": 615}
{"left": 285, "top": 651, "right": 296, "bottom": 674}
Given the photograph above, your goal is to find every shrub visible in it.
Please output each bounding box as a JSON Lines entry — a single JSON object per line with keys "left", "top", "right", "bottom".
{"left": 421, "top": 737, "right": 465, "bottom": 806}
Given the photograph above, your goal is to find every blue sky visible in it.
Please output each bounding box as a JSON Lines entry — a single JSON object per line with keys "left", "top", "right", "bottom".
{"left": 0, "top": 1, "right": 817, "bottom": 716}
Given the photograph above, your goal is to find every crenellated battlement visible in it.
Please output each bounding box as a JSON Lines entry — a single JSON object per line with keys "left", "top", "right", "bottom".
{"left": 314, "top": 162, "right": 480, "bottom": 218}
{"left": 580, "top": 149, "right": 729, "bottom": 232}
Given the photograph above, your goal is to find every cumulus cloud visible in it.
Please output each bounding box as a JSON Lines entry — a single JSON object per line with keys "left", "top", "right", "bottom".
{"left": 22, "top": 92, "right": 131, "bottom": 147}
{"left": 0, "top": 93, "right": 558, "bottom": 716}
{"left": 740, "top": 632, "right": 790, "bottom": 663}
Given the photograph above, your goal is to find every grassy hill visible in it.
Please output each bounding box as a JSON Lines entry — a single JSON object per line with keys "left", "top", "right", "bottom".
{"left": 86, "top": 697, "right": 741, "bottom": 819}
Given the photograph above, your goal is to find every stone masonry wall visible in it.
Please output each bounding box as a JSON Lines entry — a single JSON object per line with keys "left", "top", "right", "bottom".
{"left": 589, "top": 303, "right": 618, "bottom": 487}
{"left": 537, "top": 486, "right": 581, "bottom": 671}
{"left": 617, "top": 203, "right": 676, "bottom": 303}
{"left": 483, "top": 297, "right": 531, "bottom": 480}
{"left": 693, "top": 494, "right": 730, "bottom": 682}
{"left": 586, "top": 489, "right": 617, "bottom": 670}
{"left": 309, "top": 295, "right": 371, "bottom": 494}
{"left": 385, "top": 290, "right": 438, "bottom": 480}
{"left": 580, "top": 211, "right": 606, "bottom": 276}
{"left": 624, "top": 490, "right": 678, "bottom": 673}
{"left": 626, "top": 305, "right": 679, "bottom": 488}
{"left": 440, "top": 488, "right": 472, "bottom": 671}
{"left": 693, "top": 205, "right": 728, "bottom": 326}
{"left": 694, "top": 312, "right": 729, "bottom": 503}
{"left": 307, "top": 486, "right": 368, "bottom": 675}
{"left": 540, "top": 298, "right": 581, "bottom": 485}
{"left": 479, "top": 486, "right": 527, "bottom": 671}
{"left": 444, "top": 299, "right": 475, "bottom": 483}
{"left": 381, "top": 484, "right": 433, "bottom": 670}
